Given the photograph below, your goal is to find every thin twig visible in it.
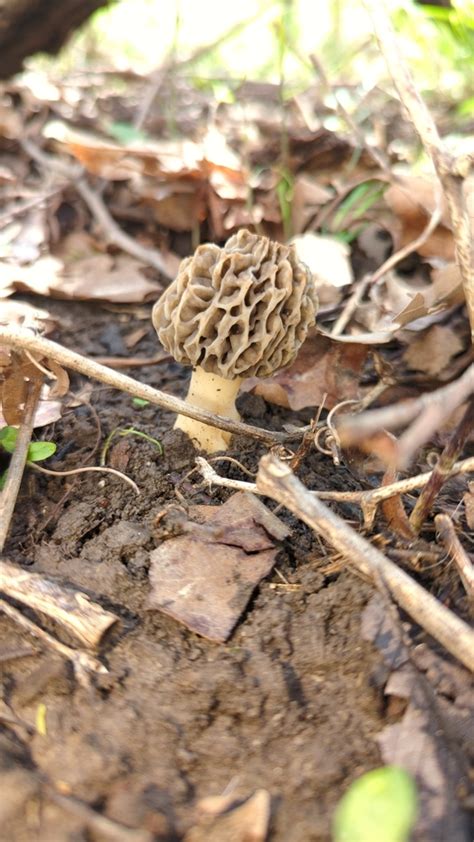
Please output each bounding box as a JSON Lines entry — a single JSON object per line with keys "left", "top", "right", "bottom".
{"left": 195, "top": 454, "right": 474, "bottom": 508}
{"left": 410, "top": 398, "right": 474, "bottom": 532}
{"left": 435, "top": 514, "right": 474, "bottom": 601}
{"left": 337, "top": 363, "right": 474, "bottom": 461}
{"left": 0, "top": 375, "right": 42, "bottom": 553}
{"left": 21, "top": 139, "right": 173, "bottom": 280}
{"left": 256, "top": 454, "right": 474, "bottom": 672}
{"left": 0, "top": 327, "right": 293, "bottom": 448}
{"left": 365, "top": 0, "right": 474, "bottom": 340}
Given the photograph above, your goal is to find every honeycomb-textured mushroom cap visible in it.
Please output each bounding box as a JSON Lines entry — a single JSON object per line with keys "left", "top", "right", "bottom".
{"left": 152, "top": 229, "right": 318, "bottom": 379}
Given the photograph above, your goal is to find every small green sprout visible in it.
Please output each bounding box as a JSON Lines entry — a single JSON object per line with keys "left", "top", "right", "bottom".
{"left": 332, "top": 766, "right": 417, "bottom": 842}
{"left": 100, "top": 426, "right": 163, "bottom": 465}
{"left": 0, "top": 426, "right": 57, "bottom": 490}
{"left": 132, "top": 398, "right": 150, "bottom": 408}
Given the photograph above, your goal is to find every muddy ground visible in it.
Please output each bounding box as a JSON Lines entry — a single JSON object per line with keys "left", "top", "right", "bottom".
{"left": 1, "top": 298, "right": 471, "bottom": 841}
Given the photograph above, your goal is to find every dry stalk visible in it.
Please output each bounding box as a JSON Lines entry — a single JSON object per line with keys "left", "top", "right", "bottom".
{"left": 435, "top": 514, "right": 474, "bottom": 601}
{"left": 0, "top": 375, "right": 42, "bottom": 553}
{"left": 365, "top": 0, "right": 474, "bottom": 341}
{"left": 195, "top": 454, "right": 474, "bottom": 522}
{"left": 0, "top": 326, "right": 292, "bottom": 448}
{"left": 256, "top": 453, "right": 474, "bottom": 673}
{"left": 410, "top": 398, "right": 474, "bottom": 532}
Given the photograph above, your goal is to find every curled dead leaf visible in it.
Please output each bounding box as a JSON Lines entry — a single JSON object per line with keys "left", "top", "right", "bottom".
{"left": 243, "top": 331, "right": 369, "bottom": 411}
{"left": 385, "top": 176, "right": 454, "bottom": 260}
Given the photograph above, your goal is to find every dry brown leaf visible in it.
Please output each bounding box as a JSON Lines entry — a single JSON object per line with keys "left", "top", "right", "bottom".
{"left": 142, "top": 181, "right": 207, "bottom": 232}
{"left": 45, "top": 120, "right": 245, "bottom": 183}
{"left": 185, "top": 790, "right": 271, "bottom": 842}
{"left": 5, "top": 253, "right": 161, "bottom": 303}
{"left": 385, "top": 176, "right": 454, "bottom": 260}
{"left": 0, "top": 299, "right": 56, "bottom": 332}
{"left": 403, "top": 325, "right": 464, "bottom": 377}
{"left": 392, "top": 262, "right": 465, "bottom": 329}
{"left": 45, "top": 359, "right": 70, "bottom": 398}
{"left": 60, "top": 254, "right": 162, "bottom": 303}
{"left": 291, "top": 174, "right": 332, "bottom": 234}
{"left": 147, "top": 492, "right": 289, "bottom": 642}
{"left": 1, "top": 354, "right": 44, "bottom": 425}
{"left": 243, "top": 331, "right": 369, "bottom": 411}
{"left": 291, "top": 233, "right": 353, "bottom": 306}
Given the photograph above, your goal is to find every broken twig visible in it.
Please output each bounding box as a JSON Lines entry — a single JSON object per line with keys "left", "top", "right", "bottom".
{"left": 0, "top": 327, "right": 293, "bottom": 448}
{"left": 435, "top": 514, "right": 474, "bottom": 602}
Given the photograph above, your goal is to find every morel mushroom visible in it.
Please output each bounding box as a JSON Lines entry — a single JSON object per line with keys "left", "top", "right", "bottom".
{"left": 152, "top": 229, "right": 318, "bottom": 452}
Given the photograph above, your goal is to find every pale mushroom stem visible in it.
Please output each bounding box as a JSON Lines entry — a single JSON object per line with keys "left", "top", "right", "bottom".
{"left": 174, "top": 366, "right": 243, "bottom": 453}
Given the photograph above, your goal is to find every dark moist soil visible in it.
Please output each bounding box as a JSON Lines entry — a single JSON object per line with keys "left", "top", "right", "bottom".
{"left": 3, "top": 299, "right": 396, "bottom": 840}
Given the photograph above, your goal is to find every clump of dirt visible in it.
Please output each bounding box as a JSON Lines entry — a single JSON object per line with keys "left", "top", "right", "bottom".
{"left": 3, "top": 298, "right": 388, "bottom": 841}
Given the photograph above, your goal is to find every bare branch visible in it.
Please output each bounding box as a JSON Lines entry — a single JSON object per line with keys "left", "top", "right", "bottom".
{"left": 0, "top": 327, "right": 293, "bottom": 448}
{"left": 256, "top": 453, "right": 474, "bottom": 672}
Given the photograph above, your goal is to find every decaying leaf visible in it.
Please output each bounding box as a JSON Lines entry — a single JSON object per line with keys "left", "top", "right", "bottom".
{"left": 1, "top": 253, "right": 162, "bottom": 303}
{"left": 185, "top": 790, "right": 271, "bottom": 842}
{"left": 291, "top": 233, "right": 353, "bottom": 306}
{"left": 403, "top": 325, "right": 464, "bottom": 377}
{"left": 243, "top": 332, "right": 369, "bottom": 411}
{"left": 385, "top": 176, "right": 454, "bottom": 260}
{"left": 147, "top": 492, "right": 290, "bottom": 642}
{"left": 291, "top": 175, "right": 333, "bottom": 234}
{"left": 392, "top": 262, "right": 465, "bottom": 329}
{"left": 0, "top": 299, "right": 56, "bottom": 333}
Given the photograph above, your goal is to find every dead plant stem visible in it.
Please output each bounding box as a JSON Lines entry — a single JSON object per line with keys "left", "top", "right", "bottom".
{"left": 0, "top": 376, "right": 42, "bottom": 553}
{"left": 365, "top": 0, "right": 474, "bottom": 341}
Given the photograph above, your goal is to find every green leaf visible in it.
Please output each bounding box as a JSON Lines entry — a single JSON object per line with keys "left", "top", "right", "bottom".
{"left": 107, "top": 121, "right": 150, "bottom": 144}
{"left": 332, "top": 766, "right": 417, "bottom": 842}
{"left": 132, "top": 398, "right": 150, "bottom": 408}
{"left": 27, "top": 441, "right": 56, "bottom": 462}
{"left": 0, "top": 426, "right": 19, "bottom": 453}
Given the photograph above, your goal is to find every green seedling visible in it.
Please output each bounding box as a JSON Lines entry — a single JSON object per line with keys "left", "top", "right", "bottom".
{"left": 332, "top": 765, "right": 417, "bottom": 842}
{"left": 330, "top": 180, "right": 385, "bottom": 242}
{"left": 132, "top": 397, "right": 150, "bottom": 408}
{"left": 100, "top": 426, "right": 163, "bottom": 465}
{"left": 0, "top": 426, "right": 57, "bottom": 490}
